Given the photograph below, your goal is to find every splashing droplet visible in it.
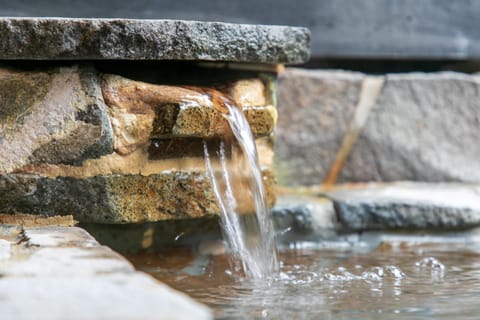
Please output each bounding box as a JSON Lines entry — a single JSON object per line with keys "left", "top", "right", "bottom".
{"left": 415, "top": 257, "right": 446, "bottom": 273}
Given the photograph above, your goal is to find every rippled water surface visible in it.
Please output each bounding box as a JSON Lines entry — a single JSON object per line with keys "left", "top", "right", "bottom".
{"left": 127, "top": 234, "right": 480, "bottom": 319}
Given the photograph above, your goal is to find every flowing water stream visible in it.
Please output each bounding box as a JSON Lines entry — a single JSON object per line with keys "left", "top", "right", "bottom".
{"left": 202, "top": 101, "right": 278, "bottom": 279}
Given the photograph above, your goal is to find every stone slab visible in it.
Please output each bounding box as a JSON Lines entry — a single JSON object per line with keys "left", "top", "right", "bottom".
{"left": 325, "top": 183, "right": 480, "bottom": 231}
{"left": 0, "top": 226, "right": 212, "bottom": 320}
{"left": 0, "top": 18, "right": 310, "bottom": 64}
{"left": 0, "top": 170, "right": 276, "bottom": 223}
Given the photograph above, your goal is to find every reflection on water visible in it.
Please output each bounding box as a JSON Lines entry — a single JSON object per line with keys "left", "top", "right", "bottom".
{"left": 127, "top": 235, "right": 480, "bottom": 319}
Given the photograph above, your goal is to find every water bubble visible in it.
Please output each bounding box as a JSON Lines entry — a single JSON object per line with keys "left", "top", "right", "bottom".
{"left": 361, "top": 271, "right": 383, "bottom": 282}
{"left": 323, "top": 267, "right": 359, "bottom": 281}
{"left": 361, "top": 266, "right": 405, "bottom": 282}
{"left": 384, "top": 265, "right": 406, "bottom": 279}
{"left": 415, "top": 257, "right": 446, "bottom": 272}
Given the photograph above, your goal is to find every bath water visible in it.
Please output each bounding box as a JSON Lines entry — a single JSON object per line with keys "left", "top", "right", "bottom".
{"left": 128, "top": 233, "right": 480, "bottom": 319}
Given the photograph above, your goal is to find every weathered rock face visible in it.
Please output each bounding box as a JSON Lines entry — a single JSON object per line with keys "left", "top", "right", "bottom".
{"left": 0, "top": 66, "right": 114, "bottom": 173}
{"left": 0, "top": 65, "right": 277, "bottom": 223}
{"left": 101, "top": 74, "right": 276, "bottom": 154}
{"left": 275, "top": 69, "right": 480, "bottom": 186}
{"left": 0, "top": 170, "right": 276, "bottom": 224}
{"left": 0, "top": 18, "right": 310, "bottom": 64}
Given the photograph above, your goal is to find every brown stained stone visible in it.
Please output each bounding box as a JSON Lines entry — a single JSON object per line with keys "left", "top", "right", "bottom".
{"left": 101, "top": 74, "right": 277, "bottom": 155}
{"left": 0, "top": 170, "right": 276, "bottom": 224}
{"left": 0, "top": 214, "right": 76, "bottom": 227}
{"left": 0, "top": 66, "right": 114, "bottom": 173}
{"left": 0, "top": 66, "right": 278, "bottom": 223}
{"left": 243, "top": 105, "right": 277, "bottom": 137}
{"left": 101, "top": 74, "right": 229, "bottom": 155}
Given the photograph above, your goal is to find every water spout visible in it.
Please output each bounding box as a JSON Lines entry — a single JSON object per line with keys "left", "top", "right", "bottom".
{"left": 203, "top": 96, "right": 279, "bottom": 279}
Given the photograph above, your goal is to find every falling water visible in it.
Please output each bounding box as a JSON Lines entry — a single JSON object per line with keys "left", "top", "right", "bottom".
{"left": 203, "top": 102, "right": 279, "bottom": 279}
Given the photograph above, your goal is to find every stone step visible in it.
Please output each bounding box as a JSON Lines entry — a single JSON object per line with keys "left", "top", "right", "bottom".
{"left": 0, "top": 224, "right": 212, "bottom": 320}
{"left": 275, "top": 68, "right": 480, "bottom": 186}
{"left": 272, "top": 183, "right": 480, "bottom": 236}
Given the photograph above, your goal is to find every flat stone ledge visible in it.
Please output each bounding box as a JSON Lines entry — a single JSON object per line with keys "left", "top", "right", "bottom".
{"left": 325, "top": 183, "right": 480, "bottom": 231}
{"left": 0, "top": 18, "right": 310, "bottom": 64}
{"left": 0, "top": 225, "right": 212, "bottom": 320}
{"left": 273, "top": 183, "right": 480, "bottom": 236}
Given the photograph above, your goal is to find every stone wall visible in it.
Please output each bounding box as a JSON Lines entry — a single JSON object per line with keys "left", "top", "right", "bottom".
{"left": 275, "top": 68, "right": 480, "bottom": 186}
{"left": 0, "top": 64, "right": 278, "bottom": 223}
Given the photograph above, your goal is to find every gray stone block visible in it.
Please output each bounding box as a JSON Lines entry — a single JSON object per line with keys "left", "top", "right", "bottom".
{"left": 0, "top": 18, "right": 310, "bottom": 64}
{"left": 326, "top": 183, "right": 480, "bottom": 231}
{"left": 342, "top": 72, "right": 480, "bottom": 183}
{"left": 271, "top": 195, "right": 338, "bottom": 243}
{"left": 0, "top": 170, "right": 275, "bottom": 223}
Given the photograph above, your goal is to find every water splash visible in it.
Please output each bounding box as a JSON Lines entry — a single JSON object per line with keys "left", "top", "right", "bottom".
{"left": 203, "top": 100, "right": 278, "bottom": 279}
{"left": 415, "top": 257, "right": 446, "bottom": 278}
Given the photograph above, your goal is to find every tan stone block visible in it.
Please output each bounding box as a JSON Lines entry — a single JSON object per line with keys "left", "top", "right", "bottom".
{"left": 101, "top": 74, "right": 277, "bottom": 156}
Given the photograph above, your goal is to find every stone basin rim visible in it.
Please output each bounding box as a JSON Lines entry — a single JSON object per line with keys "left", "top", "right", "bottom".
{"left": 0, "top": 17, "right": 311, "bottom": 64}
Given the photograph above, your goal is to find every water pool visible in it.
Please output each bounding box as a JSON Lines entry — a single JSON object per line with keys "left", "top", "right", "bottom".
{"left": 127, "top": 232, "right": 480, "bottom": 319}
